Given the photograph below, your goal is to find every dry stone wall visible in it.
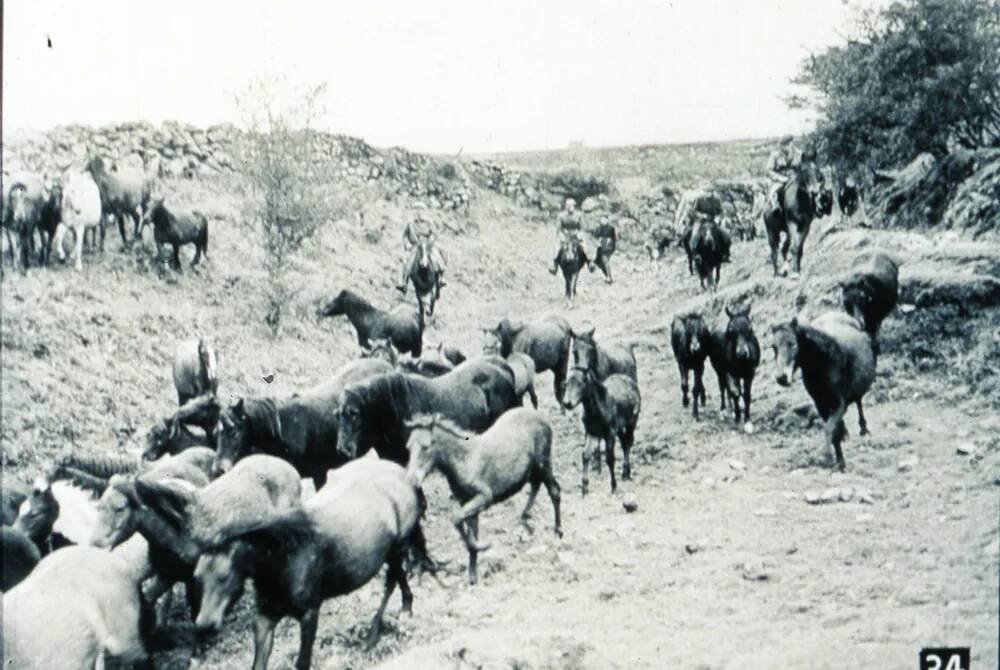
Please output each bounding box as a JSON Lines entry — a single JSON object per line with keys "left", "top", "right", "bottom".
{"left": 4, "top": 122, "right": 474, "bottom": 211}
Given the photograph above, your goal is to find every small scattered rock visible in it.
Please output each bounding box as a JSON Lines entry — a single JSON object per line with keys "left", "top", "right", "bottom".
{"left": 743, "top": 422, "right": 755, "bottom": 435}
{"left": 855, "top": 513, "right": 874, "bottom": 523}
{"left": 839, "top": 487, "right": 855, "bottom": 503}
{"left": 820, "top": 488, "right": 841, "bottom": 504}
{"left": 684, "top": 539, "right": 709, "bottom": 554}
{"left": 740, "top": 560, "right": 773, "bottom": 581}
{"left": 898, "top": 456, "right": 920, "bottom": 472}
{"left": 729, "top": 459, "right": 746, "bottom": 471}
{"left": 804, "top": 491, "right": 821, "bottom": 505}
{"left": 956, "top": 442, "right": 977, "bottom": 456}
{"left": 857, "top": 490, "right": 875, "bottom": 505}
{"left": 900, "top": 304, "right": 916, "bottom": 313}
{"left": 622, "top": 498, "right": 639, "bottom": 513}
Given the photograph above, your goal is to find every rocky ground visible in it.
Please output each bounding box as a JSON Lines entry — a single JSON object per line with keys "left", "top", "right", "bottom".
{"left": 2, "top": 139, "right": 998, "bottom": 669}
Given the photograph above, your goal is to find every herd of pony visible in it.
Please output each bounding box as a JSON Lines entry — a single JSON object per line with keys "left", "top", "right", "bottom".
{"left": 1, "top": 152, "right": 894, "bottom": 670}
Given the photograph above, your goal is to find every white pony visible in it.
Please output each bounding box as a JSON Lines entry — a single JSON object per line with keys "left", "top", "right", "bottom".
{"left": 52, "top": 170, "right": 102, "bottom": 271}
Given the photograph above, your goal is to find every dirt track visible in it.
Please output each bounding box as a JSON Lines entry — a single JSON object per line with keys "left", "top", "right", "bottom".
{"left": 2, "top": 178, "right": 998, "bottom": 669}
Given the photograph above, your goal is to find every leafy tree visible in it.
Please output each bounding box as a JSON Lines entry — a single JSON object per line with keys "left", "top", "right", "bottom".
{"left": 789, "top": 0, "right": 1000, "bottom": 174}
{"left": 235, "top": 80, "right": 342, "bottom": 336}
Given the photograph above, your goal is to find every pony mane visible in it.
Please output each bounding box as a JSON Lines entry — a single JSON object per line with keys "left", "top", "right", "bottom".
{"left": 242, "top": 398, "right": 284, "bottom": 441}
{"left": 349, "top": 372, "right": 412, "bottom": 423}
{"left": 219, "top": 507, "right": 315, "bottom": 553}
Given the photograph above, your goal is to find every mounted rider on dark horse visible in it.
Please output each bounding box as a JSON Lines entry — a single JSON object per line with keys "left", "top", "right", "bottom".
{"left": 548, "top": 198, "right": 595, "bottom": 300}
{"left": 397, "top": 212, "right": 447, "bottom": 319}
{"left": 762, "top": 136, "right": 833, "bottom": 278}
{"left": 397, "top": 213, "right": 445, "bottom": 287}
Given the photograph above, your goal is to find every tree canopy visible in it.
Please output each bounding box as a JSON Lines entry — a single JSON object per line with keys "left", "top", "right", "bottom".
{"left": 790, "top": 0, "right": 1000, "bottom": 175}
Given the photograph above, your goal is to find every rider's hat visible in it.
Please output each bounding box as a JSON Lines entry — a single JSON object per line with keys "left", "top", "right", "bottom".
{"left": 781, "top": 135, "right": 795, "bottom": 145}
{"left": 565, "top": 198, "right": 577, "bottom": 208}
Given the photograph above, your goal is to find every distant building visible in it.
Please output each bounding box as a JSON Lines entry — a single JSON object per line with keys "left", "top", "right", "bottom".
{"left": 567, "top": 140, "right": 585, "bottom": 150}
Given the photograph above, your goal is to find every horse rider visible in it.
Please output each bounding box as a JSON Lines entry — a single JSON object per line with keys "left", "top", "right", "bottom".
{"left": 548, "top": 198, "right": 590, "bottom": 274}
{"left": 765, "top": 135, "right": 802, "bottom": 219}
{"left": 396, "top": 213, "right": 447, "bottom": 295}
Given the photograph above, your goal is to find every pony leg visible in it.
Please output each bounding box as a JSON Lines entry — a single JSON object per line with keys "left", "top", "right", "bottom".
{"left": 766, "top": 225, "right": 782, "bottom": 276}
{"left": 297, "top": 608, "right": 320, "bottom": 668}
{"left": 527, "top": 383, "right": 539, "bottom": 409}
{"left": 74, "top": 224, "right": 85, "bottom": 271}
{"left": 453, "top": 497, "right": 492, "bottom": 552}
{"left": 824, "top": 400, "right": 849, "bottom": 471}
{"left": 520, "top": 481, "right": 540, "bottom": 532}
{"left": 691, "top": 367, "right": 704, "bottom": 420}
{"left": 251, "top": 613, "right": 278, "bottom": 670}
{"left": 542, "top": 471, "right": 562, "bottom": 538}
{"left": 580, "top": 435, "right": 590, "bottom": 496}
{"left": 856, "top": 398, "right": 869, "bottom": 436}
{"left": 365, "top": 549, "right": 406, "bottom": 649}
{"left": 466, "top": 516, "right": 480, "bottom": 585}
{"left": 716, "top": 370, "right": 727, "bottom": 411}
{"left": 621, "top": 429, "right": 633, "bottom": 481}
{"left": 679, "top": 364, "right": 690, "bottom": 408}
{"left": 605, "top": 435, "right": 617, "bottom": 493}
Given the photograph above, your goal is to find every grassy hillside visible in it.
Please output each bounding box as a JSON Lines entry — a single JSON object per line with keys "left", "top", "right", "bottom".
{"left": 2, "top": 136, "right": 998, "bottom": 669}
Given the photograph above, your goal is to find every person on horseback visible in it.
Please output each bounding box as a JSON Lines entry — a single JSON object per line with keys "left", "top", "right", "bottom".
{"left": 396, "top": 213, "right": 447, "bottom": 295}
{"left": 548, "top": 198, "right": 592, "bottom": 275}
{"left": 766, "top": 135, "right": 802, "bottom": 219}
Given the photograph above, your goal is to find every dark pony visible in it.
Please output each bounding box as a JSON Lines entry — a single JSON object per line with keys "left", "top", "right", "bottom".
{"left": 688, "top": 219, "right": 731, "bottom": 292}
{"left": 771, "top": 313, "right": 875, "bottom": 471}
{"left": 670, "top": 313, "right": 710, "bottom": 420}
{"left": 214, "top": 382, "right": 346, "bottom": 488}
{"left": 763, "top": 163, "right": 833, "bottom": 278}
{"left": 707, "top": 305, "right": 761, "bottom": 429}
{"left": 337, "top": 359, "right": 517, "bottom": 462}
{"left": 486, "top": 315, "right": 573, "bottom": 406}
{"left": 319, "top": 289, "right": 423, "bottom": 357}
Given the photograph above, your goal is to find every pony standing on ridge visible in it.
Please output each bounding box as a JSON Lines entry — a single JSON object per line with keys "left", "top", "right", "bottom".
{"left": 53, "top": 170, "right": 103, "bottom": 271}
{"left": 405, "top": 410, "right": 562, "bottom": 585}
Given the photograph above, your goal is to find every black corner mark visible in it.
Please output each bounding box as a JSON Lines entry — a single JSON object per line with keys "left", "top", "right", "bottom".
{"left": 920, "top": 648, "right": 970, "bottom": 670}
{"left": 47, "top": 34, "right": 53, "bottom": 48}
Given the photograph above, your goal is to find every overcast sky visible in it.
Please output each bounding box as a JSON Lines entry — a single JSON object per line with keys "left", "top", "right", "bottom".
{"left": 3, "top": 1, "right": 871, "bottom": 154}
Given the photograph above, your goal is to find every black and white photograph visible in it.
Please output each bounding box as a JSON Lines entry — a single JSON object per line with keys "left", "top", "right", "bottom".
{"left": 2, "top": 1, "right": 998, "bottom": 668}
